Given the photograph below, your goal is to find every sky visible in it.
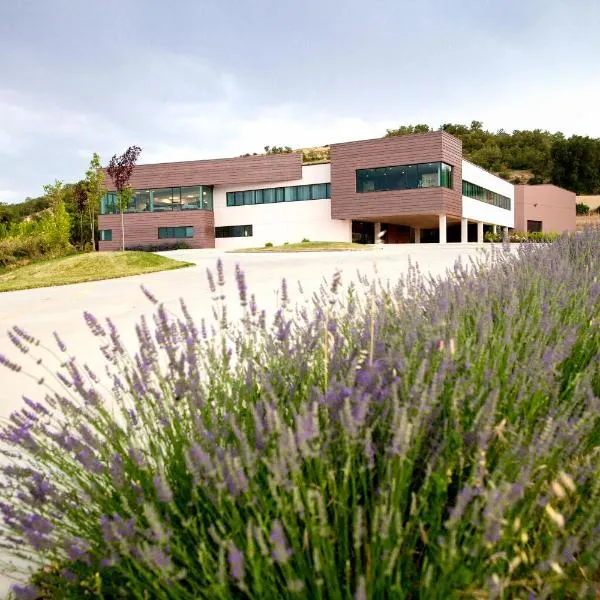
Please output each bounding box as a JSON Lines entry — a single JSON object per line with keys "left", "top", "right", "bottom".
{"left": 1, "top": 0, "right": 599, "bottom": 203}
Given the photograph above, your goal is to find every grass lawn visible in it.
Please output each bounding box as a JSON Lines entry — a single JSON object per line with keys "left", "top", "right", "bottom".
{"left": 0, "top": 251, "right": 193, "bottom": 292}
{"left": 231, "top": 241, "right": 370, "bottom": 253}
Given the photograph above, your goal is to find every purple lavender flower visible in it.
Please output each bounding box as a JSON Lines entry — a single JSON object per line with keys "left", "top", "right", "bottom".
{"left": 269, "top": 520, "right": 292, "bottom": 564}
{"left": 10, "top": 584, "right": 40, "bottom": 600}
{"left": 66, "top": 537, "right": 91, "bottom": 562}
{"left": 153, "top": 475, "right": 174, "bottom": 503}
{"left": 146, "top": 546, "right": 173, "bottom": 570}
{"left": 228, "top": 542, "right": 245, "bottom": 582}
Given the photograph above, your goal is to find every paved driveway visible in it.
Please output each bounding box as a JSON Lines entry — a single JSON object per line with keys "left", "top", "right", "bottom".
{"left": 0, "top": 243, "right": 502, "bottom": 593}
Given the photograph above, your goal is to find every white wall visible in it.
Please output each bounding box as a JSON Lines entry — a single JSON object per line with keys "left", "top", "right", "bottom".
{"left": 461, "top": 160, "right": 515, "bottom": 228}
{"left": 213, "top": 164, "right": 351, "bottom": 249}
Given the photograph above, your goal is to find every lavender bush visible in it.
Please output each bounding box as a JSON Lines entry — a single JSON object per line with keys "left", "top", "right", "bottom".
{"left": 1, "top": 232, "right": 600, "bottom": 599}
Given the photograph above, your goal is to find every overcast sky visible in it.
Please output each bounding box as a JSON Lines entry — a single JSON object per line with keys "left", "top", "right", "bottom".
{"left": 1, "top": 0, "right": 599, "bottom": 203}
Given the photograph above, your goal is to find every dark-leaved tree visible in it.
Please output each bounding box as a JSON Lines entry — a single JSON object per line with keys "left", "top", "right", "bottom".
{"left": 107, "top": 146, "right": 142, "bottom": 251}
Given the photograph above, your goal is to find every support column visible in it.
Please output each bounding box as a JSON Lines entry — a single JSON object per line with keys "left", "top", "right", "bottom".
{"left": 461, "top": 218, "right": 469, "bottom": 243}
{"left": 438, "top": 214, "right": 447, "bottom": 244}
{"left": 492, "top": 224, "right": 497, "bottom": 234}
{"left": 477, "top": 221, "right": 484, "bottom": 243}
{"left": 374, "top": 222, "right": 382, "bottom": 244}
{"left": 414, "top": 227, "right": 421, "bottom": 244}
{"left": 503, "top": 226, "right": 509, "bottom": 241}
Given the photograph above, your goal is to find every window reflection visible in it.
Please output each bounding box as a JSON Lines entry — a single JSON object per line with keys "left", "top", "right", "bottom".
{"left": 355, "top": 162, "right": 452, "bottom": 193}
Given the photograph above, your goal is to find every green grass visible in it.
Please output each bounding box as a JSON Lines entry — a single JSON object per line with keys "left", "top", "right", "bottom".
{"left": 0, "top": 251, "right": 193, "bottom": 292}
{"left": 231, "top": 241, "right": 370, "bottom": 253}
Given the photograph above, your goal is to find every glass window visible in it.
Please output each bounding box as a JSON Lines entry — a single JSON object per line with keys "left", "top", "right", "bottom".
{"left": 418, "top": 163, "right": 440, "bottom": 188}
{"left": 440, "top": 163, "right": 453, "bottom": 189}
{"left": 405, "top": 165, "right": 418, "bottom": 189}
{"left": 254, "top": 189, "right": 264, "bottom": 204}
{"left": 215, "top": 225, "right": 253, "bottom": 238}
{"left": 311, "top": 183, "right": 328, "bottom": 199}
{"left": 99, "top": 230, "right": 112, "bottom": 241}
{"left": 326, "top": 183, "right": 331, "bottom": 198}
{"left": 297, "top": 185, "right": 311, "bottom": 201}
{"left": 202, "top": 186, "right": 213, "bottom": 210}
{"left": 243, "top": 190, "right": 255, "bottom": 205}
{"left": 462, "top": 180, "right": 511, "bottom": 210}
{"left": 356, "top": 162, "right": 452, "bottom": 193}
{"left": 284, "top": 187, "right": 298, "bottom": 202}
{"left": 133, "top": 190, "right": 151, "bottom": 212}
{"left": 275, "top": 188, "right": 285, "bottom": 203}
{"left": 158, "top": 226, "right": 194, "bottom": 239}
{"left": 181, "top": 186, "right": 200, "bottom": 210}
{"left": 386, "top": 166, "right": 407, "bottom": 190}
{"left": 172, "top": 187, "right": 181, "bottom": 210}
{"left": 263, "top": 188, "right": 275, "bottom": 204}
{"left": 226, "top": 192, "right": 235, "bottom": 207}
{"left": 153, "top": 188, "right": 173, "bottom": 211}
{"left": 101, "top": 193, "right": 118, "bottom": 215}
{"left": 234, "top": 191, "right": 244, "bottom": 207}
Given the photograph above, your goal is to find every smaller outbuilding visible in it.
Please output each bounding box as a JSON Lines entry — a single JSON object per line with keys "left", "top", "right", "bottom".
{"left": 513, "top": 184, "right": 576, "bottom": 233}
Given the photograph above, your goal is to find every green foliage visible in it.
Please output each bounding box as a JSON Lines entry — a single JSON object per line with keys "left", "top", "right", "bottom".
{"left": 265, "top": 242, "right": 273, "bottom": 247}
{"left": 551, "top": 136, "right": 600, "bottom": 195}
{"left": 385, "top": 124, "right": 431, "bottom": 136}
{"left": 576, "top": 202, "right": 591, "bottom": 215}
{"left": 2, "top": 233, "right": 600, "bottom": 599}
{"left": 301, "top": 238, "right": 310, "bottom": 243}
{"left": 264, "top": 145, "right": 293, "bottom": 154}
{"left": 0, "top": 181, "right": 72, "bottom": 269}
{"left": 484, "top": 230, "right": 562, "bottom": 243}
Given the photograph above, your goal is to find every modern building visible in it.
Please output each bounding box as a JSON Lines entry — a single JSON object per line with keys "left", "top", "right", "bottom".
{"left": 99, "top": 131, "right": 518, "bottom": 250}
{"left": 514, "top": 184, "right": 576, "bottom": 233}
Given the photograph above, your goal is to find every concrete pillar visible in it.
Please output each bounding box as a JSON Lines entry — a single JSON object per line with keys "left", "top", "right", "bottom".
{"left": 461, "top": 218, "right": 469, "bottom": 243}
{"left": 477, "top": 221, "right": 484, "bottom": 243}
{"left": 503, "top": 226, "right": 509, "bottom": 241}
{"left": 438, "top": 214, "right": 447, "bottom": 244}
{"left": 414, "top": 227, "right": 421, "bottom": 244}
{"left": 374, "top": 222, "right": 381, "bottom": 243}
{"left": 492, "top": 224, "right": 497, "bottom": 234}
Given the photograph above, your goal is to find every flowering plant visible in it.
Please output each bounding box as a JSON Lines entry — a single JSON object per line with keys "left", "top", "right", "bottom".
{"left": 1, "top": 232, "right": 600, "bottom": 599}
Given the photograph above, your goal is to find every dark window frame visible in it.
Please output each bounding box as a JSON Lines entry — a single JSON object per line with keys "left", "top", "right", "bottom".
{"left": 158, "top": 226, "right": 194, "bottom": 240}
{"left": 215, "top": 225, "right": 253, "bottom": 238}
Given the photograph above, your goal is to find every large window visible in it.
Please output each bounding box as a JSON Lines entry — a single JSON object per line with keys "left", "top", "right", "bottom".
{"left": 226, "top": 183, "right": 331, "bottom": 207}
{"left": 215, "top": 225, "right": 253, "bottom": 238}
{"left": 462, "top": 180, "right": 511, "bottom": 210}
{"left": 527, "top": 220, "right": 542, "bottom": 233}
{"left": 356, "top": 162, "right": 453, "bottom": 193}
{"left": 101, "top": 186, "right": 214, "bottom": 215}
{"left": 158, "top": 226, "right": 194, "bottom": 239}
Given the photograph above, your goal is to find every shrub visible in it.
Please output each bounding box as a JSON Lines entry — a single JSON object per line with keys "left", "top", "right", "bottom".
{"left": 1, "top": 232, "right": 600, "bottom": 598}
{"left": 265, "top": 242, "right": 273, "bottom": 248}
{"left": 576, "top": 202, "right": 590, "bottom": 216}
{"left": 301, "top": 238, "right": 310, "bottom": 243}
{"left": 124, "top": 242, "right": 191, "bottom": 252}
{"left": 484, "top": 231, "right": 562, "bottom": 244}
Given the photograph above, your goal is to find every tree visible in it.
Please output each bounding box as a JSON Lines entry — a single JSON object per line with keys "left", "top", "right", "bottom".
{"left": 41, "top": 181, "right": 71, "bottom": 251}
{"left": 84, "top": 153, "right": 106, "bottom": 250}
{"left": 385, "top": 124, "right": 431, "bottom": 137}
{"left": 551, "top": 136, "right": 600, "bottom": 195}
{"left": 107, "top": 146, "right": 142, "bottom": 251}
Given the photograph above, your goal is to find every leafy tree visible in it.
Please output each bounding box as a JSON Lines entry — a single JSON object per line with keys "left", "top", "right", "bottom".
{"left": 264, "top": 145, "right": 293, "bottom": 154}
{"left": 107, "top": 146, "right": 142, "bottom": 251}
{"left": 551, "top": 136, "right": 600, "bottom": 195}
{"left": 41, "top": 181, "right": 71, "bottom": 250}
{"left": 385, "top": 124, "right": 431, "bottom": 137}
{"left": 83, "top": 153, "right": 105, "bottom": 250}
{"left": 576, "top": 202, "right": 590, "bottom": 215}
